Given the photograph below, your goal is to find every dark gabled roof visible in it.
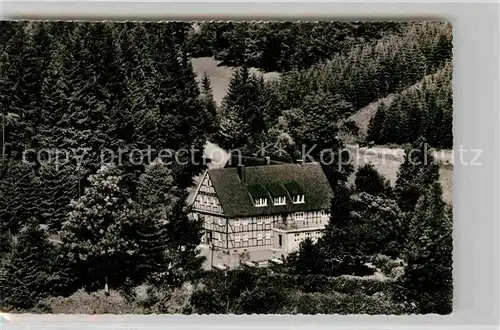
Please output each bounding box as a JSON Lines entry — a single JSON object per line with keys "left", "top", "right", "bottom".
{"left": 207, "top": 163, "right": 333, "bottom": 218}
{"left": 224, "top": 155, "right": 286, "bottom": 168}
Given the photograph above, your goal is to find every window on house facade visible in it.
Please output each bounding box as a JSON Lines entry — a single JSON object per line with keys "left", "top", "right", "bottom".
{"left": 242, "top": 233, "right": 249, "bottom": 241}
{"left": 294, "top": 212, "right": 304, "bottom": 221}
{"left": 255, "top": 197, "right": 268, "bottom": 207}
{"left": 294, "top": 233, "right": 300, "bottom": 242}
{"left": 273, "top": 196, "right": 286, "bottom": 205}
{"left": 265, "top": 231, "right": 271, "bottom": 239}
{"left": 265, "top": 216, "right": 271, "bottom": 224}
{"left": 242, "top": 219, "right": 248, "bottom": 226}
{"left": 234, "top": 234, "right": 241, "bottom": 241}
{"left": 257, "top": 233, "right": 263, "bottom": 240}
{"left": 234, "top": 219, "right": 240, "bottom": 226}
{"left": 256, "top": 217, "right": 263, "bottom": 224}
{"left": 218, "top": 218, "right": 224, "bottom": 226}
{"left": 292, "top": 194, "right": 305, "bottom": 204}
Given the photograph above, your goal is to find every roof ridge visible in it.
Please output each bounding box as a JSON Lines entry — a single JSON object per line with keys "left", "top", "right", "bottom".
{"left": 209, "top": 162, "right": 321, "bottom": 172}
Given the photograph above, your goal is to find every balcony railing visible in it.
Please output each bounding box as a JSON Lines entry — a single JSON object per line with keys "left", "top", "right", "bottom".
{"left": 274, "top": 220, "right": 326, "bottom": 231}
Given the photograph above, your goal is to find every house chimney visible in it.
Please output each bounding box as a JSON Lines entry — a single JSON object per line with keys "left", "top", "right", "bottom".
{"left": 237, "top": 165, "right": 246, "bottom": 182}
{"left": 296, "top": 159, "right": 304, "bottom": 165}
{"left": 265, "top": 156, "right": 271, "bottom": 165}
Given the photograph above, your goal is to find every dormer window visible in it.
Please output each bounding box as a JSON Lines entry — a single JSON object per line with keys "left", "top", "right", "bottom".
{"left": 273, "top": 196, "right": 286, "bottom": 205}
{"left": 255, "top": 198, "right": 268, "bottom": 207}
{"left": 284, "top": 181, "right": 305, "bottom": 204}
{"left": 247, "top": 184, "right": 270, "bottom": 208}
{"left": 292, "top": 194, "right": 305, "bottom": 204}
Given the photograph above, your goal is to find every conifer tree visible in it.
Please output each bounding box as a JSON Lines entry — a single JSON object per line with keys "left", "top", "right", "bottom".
{"left": 402, "top": 182, "right": 453, "bottom": 314}
{"left": 135, "top": 162, "right": 205, "bottom": 287}
{"left": 0, "top": 229, "right": 13, "bottom": 266}
{"left": 162, "top": 200, "right": 205, "bottom": 288}
{"left": 38, "top": 163, "right": 80, "bottom": 231}
{"left": 394, "top": 136, "right": 439, "bottom": 212}
{"left": 366, "top": 102, "right": 387, "bottom": 143}
{"left": 316, "top": 183, "right": 356, "bottom": 275}
{"left": 354, "top": 163, "right": 393, "bottom": 197}
{"left": 0, "top": 161, "right": 41, "bottom": 233}
{"left": 0, "top": 219, "right": 55, "bottom": 310}
{"left": 1, "top": 22, "right": 29, "bottom": 159}
{"left": 217, "top": 105, "right": 247, "bottom": 150}
{"left": 200, "top": 72, "right": 218, "bottom": 137}
{"left": 321, "top": 183, "right": 405, "bottom": 274}
{"left": 215, "top": 66, "right": 264, "bottom": 150}
{"left": 134, "top": 162, "right": 178, "bottom": 284}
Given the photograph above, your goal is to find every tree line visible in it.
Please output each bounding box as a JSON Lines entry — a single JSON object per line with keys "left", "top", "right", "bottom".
{"left": 367, "top": 61, "right": 453, "bottom": 148}
{"left": 188, "top": 21, "right": 408, "bottom": 72}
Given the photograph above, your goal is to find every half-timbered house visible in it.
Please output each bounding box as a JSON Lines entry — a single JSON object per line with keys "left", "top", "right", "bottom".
{"left": 189, "top": 162, "right": 333, "bottom": 268}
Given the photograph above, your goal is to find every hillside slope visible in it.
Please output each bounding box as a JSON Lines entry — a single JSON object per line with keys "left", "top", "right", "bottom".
{"left": 347, "top": 69, "right": 447, "bottom": 141}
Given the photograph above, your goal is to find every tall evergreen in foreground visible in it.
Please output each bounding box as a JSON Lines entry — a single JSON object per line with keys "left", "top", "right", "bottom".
{"left": 135, "top": 162, "right": 178, "bottom": 285}
{"left": 0, "top": 219, "right": 54, "bottom": 310}
{"left": 162, "top": 200, "right": 205, "bottom": 288}
{"left": 200, "top": 72, "right": 218, "bottom": 137}
{"left": 135, "top": 162, "right": 205, "bottom": 288}
{"left": 215, "top": 66, "right": 265, "bottom": 151}
{"left": 39, "top": 163, "right": 80, "bottom": 231}
{"left": 394, "top": 136, "right": 439, "bottom": 212}
{"left": 402, "top": 182, "right": 453, "bottom": 314}
{"left": 0, "top": 161, "right": 41, "bottom": 233}
{"left": 354, "top": 163, "right": 393, "bottom": 197}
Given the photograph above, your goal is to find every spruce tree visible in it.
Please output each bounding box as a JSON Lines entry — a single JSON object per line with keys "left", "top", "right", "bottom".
{"left": 0, "top": 219, "right": 55, "bottom": 310}
{"left": 354, "top": 163, "right": 393, "bottom": 197}
{"left": 0, "top": 229, "right": 13, "bottom": 266}
{"left": 402, "top": 182, "right": 453, "bottom": 314}
{"left": 162, "top": 200, "right": 205, "bottom": 288}
{"left": 394, "top": 136, "right": 440, "bottom": 212}
{"left": 317, "top": 183, "right": 356, "bottom": 275}
{"left": 136, "top": 162, "right": 204, "bottom": 287}
{"left": 367, "top": 102, "right": 387, "bottom": 143}
{"left": 38, "top": 163, "right": 79, "bottom": 231}
{"left": 217, "top": 105, "right": 247, "bottom": 150}
{"left": 134, "top": 162, "right": 178, "bottom": 284}
{"left": 200, "top": 72, "right": 218, "bottom": 137}
{"left": 0, "top": 161, "right": 41, "bottom": 233}
{"left": 215, "top": 66, "right": 264, "bottom": 150}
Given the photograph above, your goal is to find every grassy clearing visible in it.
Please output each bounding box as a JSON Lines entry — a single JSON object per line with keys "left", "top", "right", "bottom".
{"left": 347, "top": 145, "right": 453, "bottom": 204}
{"left": 191, "top": 57, "right": 280, "bottom": 105}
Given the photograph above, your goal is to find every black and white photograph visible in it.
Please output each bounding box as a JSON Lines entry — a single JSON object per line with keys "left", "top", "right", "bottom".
{"left": 0, "top": 20, "right": 453, "bottom": 315}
